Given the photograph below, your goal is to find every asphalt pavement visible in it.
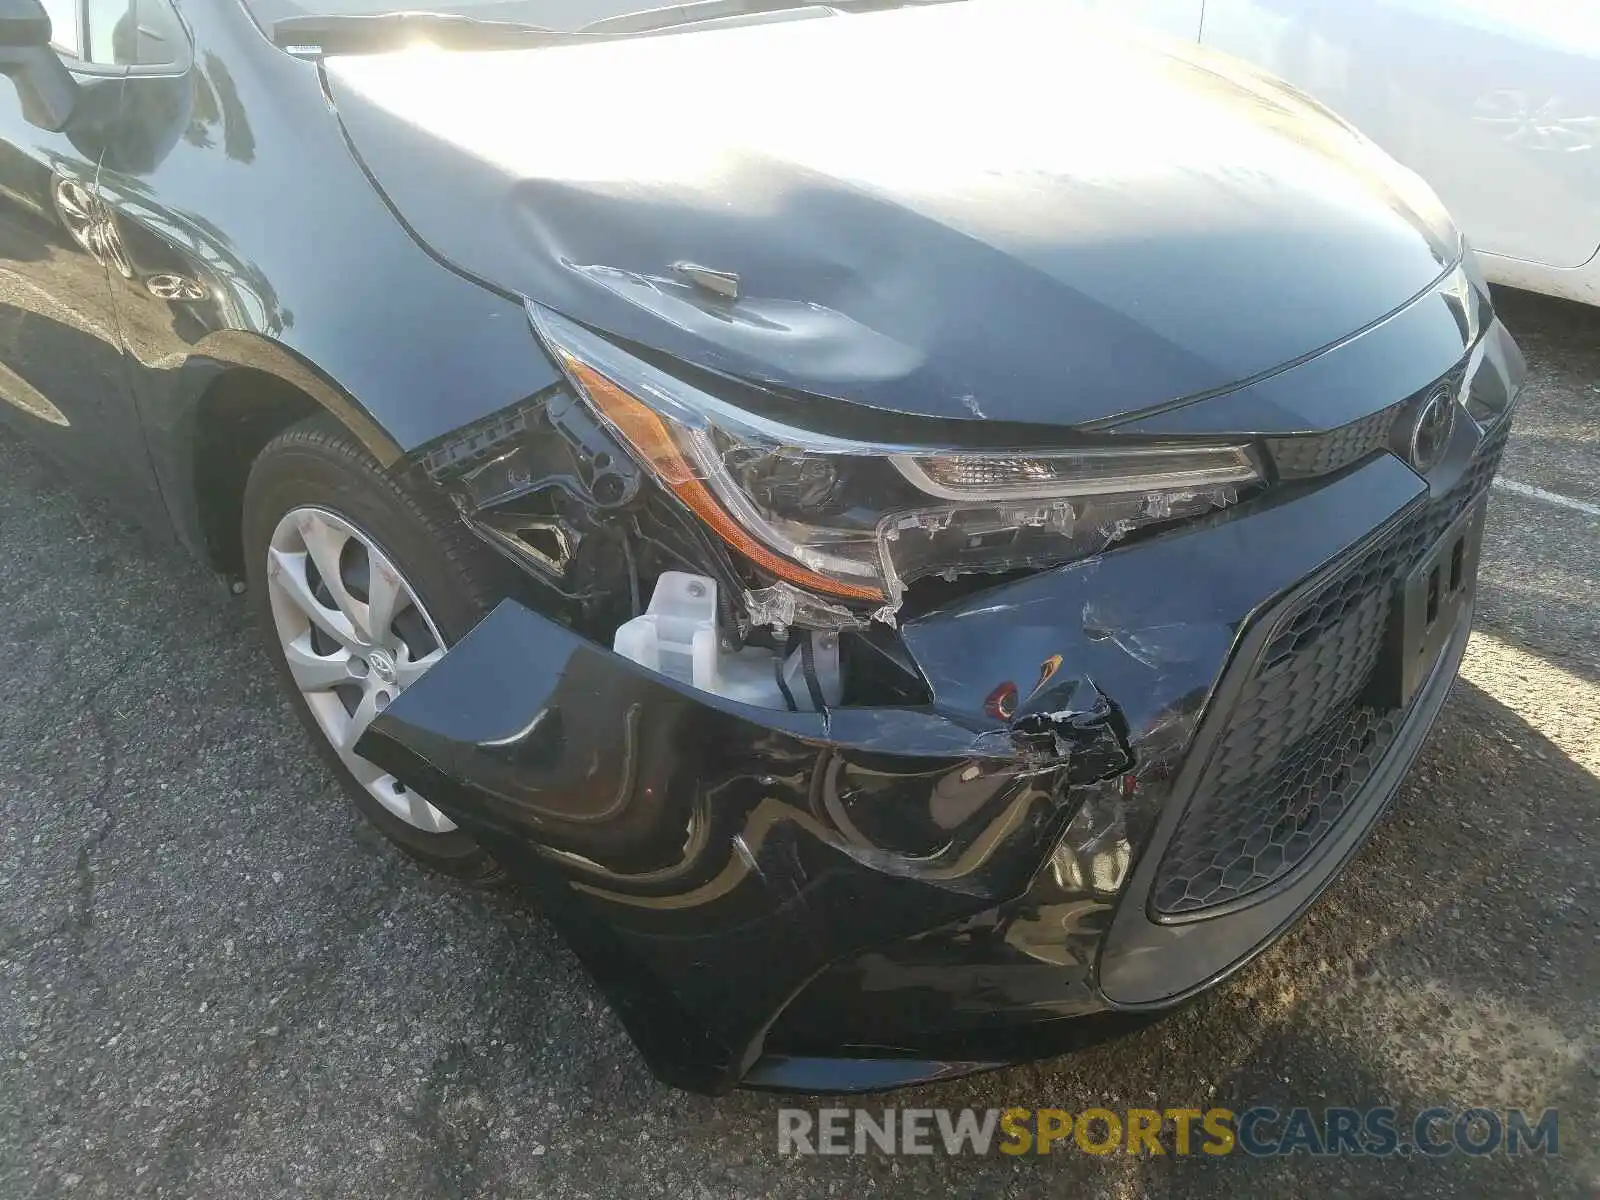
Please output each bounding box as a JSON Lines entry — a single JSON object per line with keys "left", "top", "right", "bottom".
{"left": 1, "top": 287, "right": 1596, "bottom": 1198}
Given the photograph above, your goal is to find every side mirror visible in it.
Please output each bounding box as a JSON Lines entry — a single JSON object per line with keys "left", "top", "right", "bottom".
{"left": 0, "top": 0, "right": 76, "bottom": 131}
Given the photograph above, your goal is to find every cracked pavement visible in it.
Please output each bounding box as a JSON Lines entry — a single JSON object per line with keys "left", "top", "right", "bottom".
{"left": 1, "top": 287, "right": 1597, "bottom": 1197}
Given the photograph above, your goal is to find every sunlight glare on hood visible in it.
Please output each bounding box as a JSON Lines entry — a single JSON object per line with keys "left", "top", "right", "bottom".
{"left": 331, "top": 0, "right": 1442, "bottom": 247}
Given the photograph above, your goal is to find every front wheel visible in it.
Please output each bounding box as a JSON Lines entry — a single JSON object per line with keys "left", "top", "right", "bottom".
{"left": 242, "top": 415, "right": 508, "bottom": 884}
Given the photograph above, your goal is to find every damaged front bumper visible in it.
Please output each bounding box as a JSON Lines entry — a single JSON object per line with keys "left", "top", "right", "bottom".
{"left": 355, "top": 307, "right": 1520, "bottom": 1092}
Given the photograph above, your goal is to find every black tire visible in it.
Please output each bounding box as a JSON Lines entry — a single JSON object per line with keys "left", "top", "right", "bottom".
{"left": 242, "top": 414, "right": 509, "bottom": 885}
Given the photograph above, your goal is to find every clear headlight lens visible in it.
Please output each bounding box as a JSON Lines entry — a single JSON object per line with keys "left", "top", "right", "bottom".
{"left": 893, "top": 446, "right": 1263, "bottom": 499}
{"left": 530, "top": 304, "right": 1261, "bottom": 612}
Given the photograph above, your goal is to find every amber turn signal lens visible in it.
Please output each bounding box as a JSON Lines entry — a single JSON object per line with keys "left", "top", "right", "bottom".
{"left": 560, "top": 354, "right": 886, "bottom": 603}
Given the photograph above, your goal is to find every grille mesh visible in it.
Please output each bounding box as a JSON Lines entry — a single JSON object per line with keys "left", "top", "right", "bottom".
{"left": 1152, "top": 418, "right": 1509, "bottom": 917}
{"left": 1265, "top": 366, "right": 1467, "bottom": 481}
{"left": 1266, "top": 405, "right": 1402, "bottom": 479}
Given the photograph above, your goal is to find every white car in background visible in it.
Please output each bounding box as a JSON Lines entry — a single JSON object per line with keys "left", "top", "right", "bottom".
{"left": 1083, "top": 0, "right": 1600, "bottom": 305}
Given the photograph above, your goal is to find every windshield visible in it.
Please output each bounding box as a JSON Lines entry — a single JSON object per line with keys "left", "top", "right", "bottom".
{"left": 242, "top": 0, "right": 688, "bottom": 33}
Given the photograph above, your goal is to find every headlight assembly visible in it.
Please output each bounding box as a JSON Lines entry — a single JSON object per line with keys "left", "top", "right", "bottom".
{"left": 530, "top": 304, "right": 1261, "bottom": 619}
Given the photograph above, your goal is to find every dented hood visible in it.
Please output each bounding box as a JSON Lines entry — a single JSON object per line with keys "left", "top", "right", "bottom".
{"left": 325, "top": 0, "right": 1462, "bottom": 429}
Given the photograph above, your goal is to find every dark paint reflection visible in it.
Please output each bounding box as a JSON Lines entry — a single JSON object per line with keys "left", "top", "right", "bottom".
{"left": 357, "top": 443, "right": 1446, "bottom": 1091}
{"left": 0, "top": 75, "right": 168, "bottom": 518}
{"left": 185, "top": 52, "right": 254, "bottom": 163}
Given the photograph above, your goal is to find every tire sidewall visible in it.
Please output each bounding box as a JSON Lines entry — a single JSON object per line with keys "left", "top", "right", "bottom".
{"left": 242, "top": 429, "right": 494, "bottom": 874}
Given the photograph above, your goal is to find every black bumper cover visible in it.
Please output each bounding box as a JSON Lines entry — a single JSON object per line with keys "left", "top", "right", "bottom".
{"left": 358, "top": 323, "right": 1521, "bottom": 1095}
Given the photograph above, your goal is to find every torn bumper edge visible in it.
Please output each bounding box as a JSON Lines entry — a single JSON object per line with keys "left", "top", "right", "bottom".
{"left": 355, "top": 439, "right": 1449, "bottom": 1093}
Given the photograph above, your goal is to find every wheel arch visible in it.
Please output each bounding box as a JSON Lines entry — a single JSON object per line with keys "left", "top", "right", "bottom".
{"left": 175, "top": 334, "right": 407, "bottom": 578}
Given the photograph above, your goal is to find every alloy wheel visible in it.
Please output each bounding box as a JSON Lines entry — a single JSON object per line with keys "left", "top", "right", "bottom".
{"left": 264, "top": 506, "right": 455, "bottom": 833}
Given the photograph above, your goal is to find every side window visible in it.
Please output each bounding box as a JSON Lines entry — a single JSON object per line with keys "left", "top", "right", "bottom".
{"left": 83, "top": 0, "right": 186, "bottom": 67}
{"left": 40, "top": 0, "right": 82, "bottom": 58}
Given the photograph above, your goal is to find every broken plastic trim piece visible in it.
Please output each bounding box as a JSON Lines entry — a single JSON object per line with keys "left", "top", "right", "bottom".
{"left": 1006, "top": 678, "right": 1133, "bottom": 782}
{"left": 418, "top": 397, "right": 544, "bottom": 481}
{"left": 743, "top": 581, "right": 867, "bottom": 633}
{"left": 671, "top": 261, "right": 740, "bottom": 299}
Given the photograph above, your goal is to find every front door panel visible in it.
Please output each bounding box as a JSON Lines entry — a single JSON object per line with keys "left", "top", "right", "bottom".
{"left": 0, "top": 66, "right": 158, "bottom": 506}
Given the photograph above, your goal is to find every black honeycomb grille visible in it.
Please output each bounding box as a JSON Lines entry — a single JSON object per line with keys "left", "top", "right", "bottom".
{"left": 1266, "top": 405, "right": 1401, "bottom": 479}
{"left": 1151, "top": 418, "right": 1509, "bottom": 917}
{"left": 1265, "top": 365, "right": 1467, "bottom": 481}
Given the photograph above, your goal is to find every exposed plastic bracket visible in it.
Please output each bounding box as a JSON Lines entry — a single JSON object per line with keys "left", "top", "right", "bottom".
{"left": 613, "top": 572, "right": 841, "bottom": 710}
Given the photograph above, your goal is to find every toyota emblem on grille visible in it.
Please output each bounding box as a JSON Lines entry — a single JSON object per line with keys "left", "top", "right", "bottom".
{"left": 1408, "top": 386, "right": 1456, "bottom": 473}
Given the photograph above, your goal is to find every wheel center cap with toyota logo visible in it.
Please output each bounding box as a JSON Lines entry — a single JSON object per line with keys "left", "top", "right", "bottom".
{"left": 1408, "top": 385, "right": 1457, "bottom": 473}
{"left": 367, "top": 648, "right": 397, "bottom": 685}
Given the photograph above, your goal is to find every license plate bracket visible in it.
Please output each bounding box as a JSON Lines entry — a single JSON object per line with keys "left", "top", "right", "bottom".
{"left": 1370, "top": 499, "right": 1486, "bottom": 709}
